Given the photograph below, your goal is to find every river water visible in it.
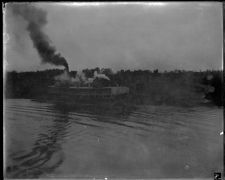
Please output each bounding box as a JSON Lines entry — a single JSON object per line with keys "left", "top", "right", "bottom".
{"left": 4, "top": 99, "right": 223, "bottom": 178}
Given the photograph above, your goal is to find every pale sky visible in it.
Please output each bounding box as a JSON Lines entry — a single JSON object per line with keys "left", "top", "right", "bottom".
{"left": 4, "top": 2, "right": 223, "bottom": 72}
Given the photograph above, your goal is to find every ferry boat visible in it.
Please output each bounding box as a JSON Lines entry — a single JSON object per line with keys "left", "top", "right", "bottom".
{"left": 47, "top": 85, "right": 129, "bottom": 102}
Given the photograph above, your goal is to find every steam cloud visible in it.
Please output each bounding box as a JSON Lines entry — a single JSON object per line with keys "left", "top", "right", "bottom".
{"left": 94, "top": 71, "right": 110, "bottom": 80}
{"left": 54, "top": 69, "right": 111, "bottom": 87}
{"left": 10, "top": 3, "right": 69, "bottom": 70}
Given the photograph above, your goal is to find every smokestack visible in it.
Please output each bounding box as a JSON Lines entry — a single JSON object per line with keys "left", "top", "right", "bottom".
{"left": 10, "top": 3, "right": 69, "bottom": 70}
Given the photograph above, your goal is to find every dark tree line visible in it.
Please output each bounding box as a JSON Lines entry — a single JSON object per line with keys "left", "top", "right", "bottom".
{"left": 5, "top": 68, "right": 223, "bottom": 106}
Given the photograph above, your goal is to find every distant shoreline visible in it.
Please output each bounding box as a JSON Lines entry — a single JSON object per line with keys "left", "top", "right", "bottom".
{"left": 4, "top": 69, "right": 223, "bottom": 107}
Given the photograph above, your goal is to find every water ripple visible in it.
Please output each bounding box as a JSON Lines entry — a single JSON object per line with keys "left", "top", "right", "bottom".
{"left": 4, "top": 99, "right": 223, "bottom": 178}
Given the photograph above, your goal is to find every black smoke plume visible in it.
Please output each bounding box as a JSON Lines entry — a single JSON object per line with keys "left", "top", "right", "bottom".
{"left": 10, "top": 3, "right": 69, "bottom": 70}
